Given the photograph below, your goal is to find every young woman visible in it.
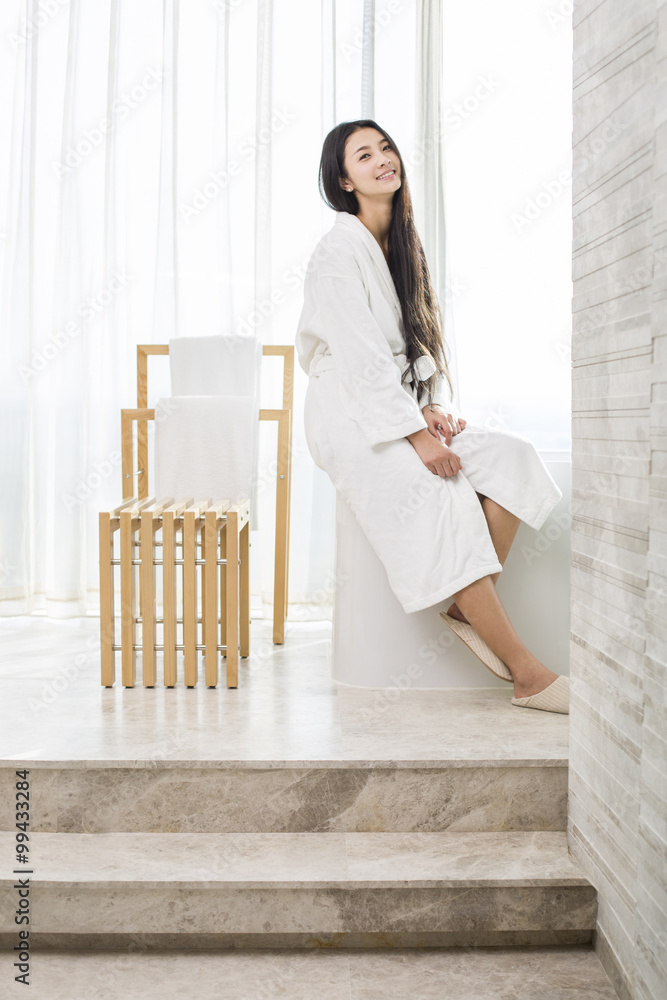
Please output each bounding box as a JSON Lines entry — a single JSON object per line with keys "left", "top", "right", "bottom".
{"left": 295, "top": 119, "right": 569, "bottom": 715}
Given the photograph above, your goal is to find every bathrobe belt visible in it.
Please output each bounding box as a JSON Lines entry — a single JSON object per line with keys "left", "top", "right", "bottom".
{"left": 308, "top": 351, "right": 436, "bottom": 383}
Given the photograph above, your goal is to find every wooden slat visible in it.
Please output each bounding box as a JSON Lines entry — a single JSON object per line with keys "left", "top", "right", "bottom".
{"left": 183, "top": 498, "right": 212, "bottom": 686}
{"left": 120, "top": 505, "right": 135, "bottom": 685}
{"left": 119, "top": 496, "right": 154, "bottom": 686}
{"left": 183, "top": 508, "right": 197, "bottom": 687}
{"left": 140, "top": 497, "right": 174, "bottom": 687}
{"left": 162, "top": 510, "right": 177, "bottom": 687}
{"left": 99, "top": 511, "right": 115, "bottom": 686}
{"left": 112, "top": 497, "right": 139, "bottom": 517}
{"left": 140, "top": 507, "right": 156, "bottom": 686}
{"left": 204, "top": 509, "right": 217, "bottom": 686}
{"left": 204, "top": 500, "right": 231, "bottom": 687}
{"left": 161, "top": 496, "right": 193, "bottom": 688}
{"left": 225, "top": 507, "right": 239, "bottom": 688}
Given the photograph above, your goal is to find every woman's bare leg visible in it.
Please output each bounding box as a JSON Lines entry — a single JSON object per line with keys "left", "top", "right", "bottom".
{"left": 447, "top": 496, "right": 520, "bottom": 624}
{"left": 449, "top": 575, "right": 559, "bottom": 698}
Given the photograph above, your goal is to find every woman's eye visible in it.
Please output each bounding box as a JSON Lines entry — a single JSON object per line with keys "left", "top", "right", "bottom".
{"left": 360, "top": 144, "right": 391, "bottom": 160}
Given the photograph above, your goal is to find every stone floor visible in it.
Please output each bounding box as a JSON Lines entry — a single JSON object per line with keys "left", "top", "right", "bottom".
{"left": 0, "top": 615, "right": 569, "bottom": 765}
{"left": 0, "top": 614, "right": 618, "bottom": 998}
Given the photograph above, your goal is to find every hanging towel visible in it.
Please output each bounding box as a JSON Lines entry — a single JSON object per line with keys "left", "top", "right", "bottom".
{"left": 168, "top": 334, "right": 262, "bottom": 399}
{"left": 167, "top": 334, "right": 262, "bottom": 528}
{"left": 154, "top": 396, "right": 258, "bottom": 529}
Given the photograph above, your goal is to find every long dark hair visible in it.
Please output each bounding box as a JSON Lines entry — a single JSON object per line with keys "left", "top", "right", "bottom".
{"left": 318, "top": 119, "right": 453, "bottom": 407}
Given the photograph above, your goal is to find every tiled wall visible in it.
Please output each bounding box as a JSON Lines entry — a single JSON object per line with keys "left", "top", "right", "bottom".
{"left": 570, "top": 2, "right": 666, "bottom": 999}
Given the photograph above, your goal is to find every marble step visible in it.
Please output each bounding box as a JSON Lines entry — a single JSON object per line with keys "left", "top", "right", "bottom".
{"left": 0, "top": 760, "right": 568, "bottom": 833}
{"left": 0, "top": 830, "right": 597, "bottom": 948}
{"left": 0, "top": 946, "right": 621, "bottom": 999}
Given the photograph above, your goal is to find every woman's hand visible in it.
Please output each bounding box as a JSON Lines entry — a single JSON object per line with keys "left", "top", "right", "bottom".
{"left": 421, "top": 404, "right": 466, "bottom": 446}
{"left": 406, "top": 427, "right": 463, "bottom": 478}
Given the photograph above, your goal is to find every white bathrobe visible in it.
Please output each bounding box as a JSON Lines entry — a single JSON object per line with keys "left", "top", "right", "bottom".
{"left": 295, "top": 210, "right": 562, "bottom": 613}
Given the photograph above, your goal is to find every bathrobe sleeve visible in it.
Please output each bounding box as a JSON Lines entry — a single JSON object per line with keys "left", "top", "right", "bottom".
{"left": 303, "top": 254, "right": 430, "bottom": 448}
{"left": 416, "top": 372, "right": 460, "bottom": 417}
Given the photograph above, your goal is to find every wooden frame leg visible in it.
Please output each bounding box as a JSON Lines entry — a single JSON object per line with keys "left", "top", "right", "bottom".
{"left": 99, "top": 512, "right": 115, "bottom": 686}
{"left": 225, "top": 511, "right": 239, "bottom": 688}
{"left": 240, "top": 520, "right": 250, "bottom": 658}
{"left": 272, "top": 410, "right": 290, "bottom": 644}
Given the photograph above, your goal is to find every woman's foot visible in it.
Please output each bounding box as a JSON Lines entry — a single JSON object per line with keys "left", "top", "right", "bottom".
{"left": 445, "top": 594, "right": 560, "bottom": 698}
{"left": 512, "top": 662, "right": 561, "bottom": 700}
{"left": 446, "top": 601, "right": 469, "bottom": 624}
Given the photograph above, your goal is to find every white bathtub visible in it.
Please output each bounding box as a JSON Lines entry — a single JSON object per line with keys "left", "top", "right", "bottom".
{"left": 330, "top": 453, "right": 571, "bottom": 689}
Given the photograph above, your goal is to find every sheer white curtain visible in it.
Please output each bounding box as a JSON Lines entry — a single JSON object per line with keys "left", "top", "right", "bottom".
{"left": 439, "top": 1, "right": 573, "bottom": 449}
{"left": 0, "top": 0, "right": 571, "bottom": 621}
{"left": 0, "top": 0, "right": 325, "bottom": 619}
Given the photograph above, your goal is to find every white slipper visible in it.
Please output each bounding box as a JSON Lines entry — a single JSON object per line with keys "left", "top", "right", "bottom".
{"left": 511, "top": 674, "right": 570, "bottom": 714}
{"left": 438, "top": 611, "right": 514, "bottom": 683}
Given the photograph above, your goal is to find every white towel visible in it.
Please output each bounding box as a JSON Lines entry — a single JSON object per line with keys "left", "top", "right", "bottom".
{"left": 154, "top": 396, "right": 259, "bottom": 530}
{"left": 168, "top": 334, "right": 262, "bottom": 399}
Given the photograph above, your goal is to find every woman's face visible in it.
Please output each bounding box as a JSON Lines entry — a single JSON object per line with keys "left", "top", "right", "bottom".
{"left": 340, "top": 127, "right": 401, "bottom": 199}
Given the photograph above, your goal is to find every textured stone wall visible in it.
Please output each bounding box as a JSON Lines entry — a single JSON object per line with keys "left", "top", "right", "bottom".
{"left": 570, "top": 2, "right": 667, "bottom": 998}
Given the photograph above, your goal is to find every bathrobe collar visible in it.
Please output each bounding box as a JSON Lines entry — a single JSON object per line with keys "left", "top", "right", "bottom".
{"left": 334, "top": 211, "right": 402, "bottom": 316}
